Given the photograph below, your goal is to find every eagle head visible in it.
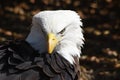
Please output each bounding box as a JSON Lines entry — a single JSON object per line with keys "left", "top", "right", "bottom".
{"left": 26, "top": 10, "right": 84, "bottom": 64}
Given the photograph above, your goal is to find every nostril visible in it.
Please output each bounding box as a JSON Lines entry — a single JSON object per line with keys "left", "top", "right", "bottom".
{"left": 52, "top": 39, "right": 55, "bottom": 40}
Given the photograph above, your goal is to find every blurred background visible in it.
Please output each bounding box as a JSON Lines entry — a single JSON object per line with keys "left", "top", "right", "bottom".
{"left": 0, "top": 0, "right": 120, "bottom": 80}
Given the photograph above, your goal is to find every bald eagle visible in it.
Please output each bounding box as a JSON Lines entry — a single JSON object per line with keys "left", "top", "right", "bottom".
{"left": 0, "top": 10, "right": 84, "bottom": 80}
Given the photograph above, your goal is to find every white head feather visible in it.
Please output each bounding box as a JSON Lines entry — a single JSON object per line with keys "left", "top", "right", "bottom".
{"left": 26, "top": 10, "right": 84, "bottom": 64}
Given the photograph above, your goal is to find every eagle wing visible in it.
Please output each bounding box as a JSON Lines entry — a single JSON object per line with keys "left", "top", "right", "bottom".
{"left": 0, "top": 40, "right": 80, "bottom": 80}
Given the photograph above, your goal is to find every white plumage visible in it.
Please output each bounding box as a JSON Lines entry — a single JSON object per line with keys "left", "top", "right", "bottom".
{"left": 26, "top": 10, "right": 84, "bottom": 64}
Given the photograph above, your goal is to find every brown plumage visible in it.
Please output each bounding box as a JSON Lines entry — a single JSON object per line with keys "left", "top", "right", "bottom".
{"left": 0, "top": 10, "right": 85, "bottom": 80}
{"left": 0, "top": 40, "right": 80, "bottom": 80}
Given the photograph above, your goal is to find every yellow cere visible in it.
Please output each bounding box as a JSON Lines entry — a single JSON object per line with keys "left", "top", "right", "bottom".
{"left": 48, "top": 33, "right": 58, "bottom": 54}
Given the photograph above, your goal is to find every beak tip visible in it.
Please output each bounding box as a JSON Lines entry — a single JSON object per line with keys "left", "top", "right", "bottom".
{"left": 48, "top": 51, "right": 52, "bottom": 54}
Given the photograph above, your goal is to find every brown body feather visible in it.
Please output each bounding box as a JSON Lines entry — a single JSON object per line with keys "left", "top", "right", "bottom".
{"left": 0, "top": 40, "right": 80, "bottom": 80}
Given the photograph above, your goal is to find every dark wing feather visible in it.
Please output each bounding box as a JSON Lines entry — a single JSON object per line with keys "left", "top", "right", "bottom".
{"left": 0, "top": 40, "right": 80, "bottom": 80}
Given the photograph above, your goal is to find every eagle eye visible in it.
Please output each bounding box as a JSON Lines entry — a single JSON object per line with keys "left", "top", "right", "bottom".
{"left": 59, "top": 28, "right": 66, "bottom": 34}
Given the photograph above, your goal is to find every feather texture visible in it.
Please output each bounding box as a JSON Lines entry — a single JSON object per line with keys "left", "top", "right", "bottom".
{"left": 26, "top": 10, "right": 84, "bottom": 64}
{"left": 0, "top": 40, "right": 80, "bottom": 80}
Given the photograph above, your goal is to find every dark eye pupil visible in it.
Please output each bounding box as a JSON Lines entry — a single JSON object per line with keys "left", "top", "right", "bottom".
{"left": 59, "top": 28, "right": 65, "bottom": 34}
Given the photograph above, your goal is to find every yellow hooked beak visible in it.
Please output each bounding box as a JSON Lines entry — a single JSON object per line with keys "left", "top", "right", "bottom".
{"left": 48, "top": 33, "right": 58, "bottom": 54}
